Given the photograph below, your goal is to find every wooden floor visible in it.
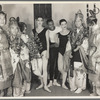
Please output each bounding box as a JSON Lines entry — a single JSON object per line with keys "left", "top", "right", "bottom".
{"left": 25, "top": 75, "right": 90, "bottom": 97}
{"left": 25, "top": 83, "right": 90, "bottom": 97}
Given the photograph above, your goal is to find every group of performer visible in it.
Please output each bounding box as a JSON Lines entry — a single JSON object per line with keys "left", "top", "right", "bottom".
{"left": 0, "top": 6, "right": 100, "bottom": 97}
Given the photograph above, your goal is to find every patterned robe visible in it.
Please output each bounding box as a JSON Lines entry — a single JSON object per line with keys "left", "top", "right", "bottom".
{"left": 70, "top": 27, "right": 88, "bottom": 77}
{"left": 0, "top": 27, "right": 13, "bottom": 90}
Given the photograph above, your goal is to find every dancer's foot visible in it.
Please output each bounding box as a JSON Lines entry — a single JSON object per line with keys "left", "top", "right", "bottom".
{"left": 62, "top": 84, "right": 68, "bottom": 89}
{"left": 44, "top": 86, "right": 51, "bottom": 93}
{"left": 36, "top": 84, "right": 43, "bottom": 90}
{"left": 75, "top": 88, "right": 82, "bottom": 93}
{"left": 25, "top": 90, "right": 31, "bottom": 94}
{"left": 70, "top": 87, "right": 77, "bottom": 92}
{"left": 53, "top": 81, "right": 61, "bottom": 86}
{"left": 48, "top": 81, "right": 53, "bottom": 87}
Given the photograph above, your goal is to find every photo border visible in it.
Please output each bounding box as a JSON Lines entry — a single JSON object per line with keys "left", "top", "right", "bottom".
{"left": 0, "top": 0, "right": 100, "bottom": 99}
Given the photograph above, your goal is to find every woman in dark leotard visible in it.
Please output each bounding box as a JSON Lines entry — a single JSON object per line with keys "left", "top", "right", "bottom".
{"left": 32, "top": 17, "right": 51, "bottom": 92}
{"left": 58, "top": 19, "right": 72, "bottom": 89}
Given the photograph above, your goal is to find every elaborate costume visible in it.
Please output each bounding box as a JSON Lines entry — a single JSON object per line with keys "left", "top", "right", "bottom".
{"left": 9, "top": 32, "right": 24, "bottom": 97}
{"left": 0, "top": 27, "right": 13, "bottom": 96}
{"left": 26, "top": 33, "right": 42, "bottom": 77}
{"left": 88, "top": 14, "right": 100, "bottom": 96}
{"left": 69, "top": 10, "right": 88, "bottom": 93}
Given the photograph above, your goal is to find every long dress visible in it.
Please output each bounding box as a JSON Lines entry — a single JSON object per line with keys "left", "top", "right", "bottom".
{"left": 0, "top": 27, "right": 13, "bottom": 96}
{"left": 20, "top": 34, "right": 32, "bottom": 93}
{"left": 9, "top": 34, "right": 23, "bottom": 97}
{"left": 89, "top": 25, "right": 100, "bottom": 95}
{"left": 69, "top": 27, "right": 88, "bottom": 91}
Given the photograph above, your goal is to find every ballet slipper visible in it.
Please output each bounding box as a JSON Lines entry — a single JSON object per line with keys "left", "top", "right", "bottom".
{"left": 74, "top": 88, "right": 82, "bottom": 93}
{"left": 25, "top": 90, "right": 31, "bottom": 94}
{"left": 36, "top": 84, "right": 43, "bottom": 90}
{"left": 53, "top": 81, "right": 61, "bottom": 86}
{"left": 44, "top": 86, "right": 51, "bottom": 93}
{"left": 70, "top": 87, "right": 77, "bottom": 91}
{"left": 62, "top": 84, "right": 68, "bottom": 89}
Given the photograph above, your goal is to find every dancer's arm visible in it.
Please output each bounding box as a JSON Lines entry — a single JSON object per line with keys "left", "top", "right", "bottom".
{"left": 46, "top": 30, "right": 49, "bottom": 59}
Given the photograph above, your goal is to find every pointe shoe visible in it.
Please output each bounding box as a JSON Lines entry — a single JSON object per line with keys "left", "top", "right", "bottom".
{"left": 36, "top": 84, "right": 43, "bottom": 90}
{"left": 44, "top": 86, "right": 51, "bottom": 93}
{"left": 53, "top": 81, "right": 61, "bottom": 86}
{"left": 62, "top": 84, "right": 68, "bottom": 89}
{"left": 47, "top": 81, "right": 53, "bottom": 87}
{"left": 74, "top": 88, "right": 82, "bottom": 93}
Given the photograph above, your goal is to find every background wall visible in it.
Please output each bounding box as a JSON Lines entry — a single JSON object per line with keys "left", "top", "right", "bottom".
{"left": 1, "top": 3, "right": 100, "bottom": 35}
{"left": 2, "top": 4, "right": 34, "bottom": 36}
{"left": 52, "top": 3, "right": 100, "bottom": 28}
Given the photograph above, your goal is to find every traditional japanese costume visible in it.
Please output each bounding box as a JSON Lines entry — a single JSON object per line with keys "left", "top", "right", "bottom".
{"left": 69, "top": 10, "right": 88, "bottom": 92}
{"left": 9, "top": 33, "right": 24, "bottom": 97}
{"left": 25, "top": 33, "right": 43, "bottom": 77}
{"left": 20, "top": 34, "right": 32, "bottom": 93}
{"left": 89, "top": 24, "right": 100, "bottom": 96}
{"left": 0, "top": 27, "right": 13, "bottom": 96}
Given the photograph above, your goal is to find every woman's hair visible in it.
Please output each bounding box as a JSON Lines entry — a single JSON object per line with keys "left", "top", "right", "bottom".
{"left": 59, "top": 19, "right": 67, "bottom": 25}
{"left": 0, "top": 11, "right": 7, "bottom": 24}
{"left": 9, "top": 17, "right": 16, "bottom": 22}
{"left": 8, "top": 18, "right": 19, "bottom": 31}
{"left": 36, "top": 16, "right": 44, "bottom": 20}
{"left": 74, "top": 10, "right": 86, "bottom": 28}
{"left": 18, "top": 22, "right": 27, "bottom": 32}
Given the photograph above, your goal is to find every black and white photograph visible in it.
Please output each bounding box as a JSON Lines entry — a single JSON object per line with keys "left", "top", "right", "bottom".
{"left": 0, "top": 1, "right": 100, "bottom": 98}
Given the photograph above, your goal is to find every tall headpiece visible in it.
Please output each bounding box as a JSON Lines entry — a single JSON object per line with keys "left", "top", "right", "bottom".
{"left": 75, "top": 10, "right": 84, "bottom": 20}
{"left": 87, "top": 4, "right": 100, "bottom": 25}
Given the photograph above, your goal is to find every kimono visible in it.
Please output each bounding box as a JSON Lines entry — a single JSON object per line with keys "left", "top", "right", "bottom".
{"left": 69, "top": 26, "right": 88, "bottom": 91}
{"left": 9, "top": 34, "right": 24, "bottom": 97}
{"left": 20, "top": 34, "right": 32, "bottom": 93}
{"left": 89, "top": 25, "right": 100, "bottom": 96}
{"left": 0, "top": 27, "right": 13, "bottom": 96}
{"left": 25, "top": 34, "right": 42, "bottom": 77}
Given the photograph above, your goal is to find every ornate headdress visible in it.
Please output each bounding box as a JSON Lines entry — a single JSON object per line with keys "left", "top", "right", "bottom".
{"left": 87, "top": 4, "right": 100, "bottom": 25}
{"left": 75, "top": 10, "right": 84, "bottom": 21}
{"left": 9, "top": 17, "right": 19, "bottom": 28}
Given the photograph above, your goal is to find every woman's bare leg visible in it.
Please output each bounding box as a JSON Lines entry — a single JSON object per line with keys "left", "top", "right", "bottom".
{"left": 58, "top": 53, "right": 68, "bottom": 89}
{"left": 42, "top": 51, "right": 51, "bottom": 92}
{"left": 36, "top": 77, "right": 43, "bottom": 90}
{"left": 36, "top": 58, "right": 43, "bottom": 90}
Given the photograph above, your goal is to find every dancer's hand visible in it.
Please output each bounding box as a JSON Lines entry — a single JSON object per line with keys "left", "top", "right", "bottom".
{"left": 74, "top": 46, "right": 80, "bottom": 52}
